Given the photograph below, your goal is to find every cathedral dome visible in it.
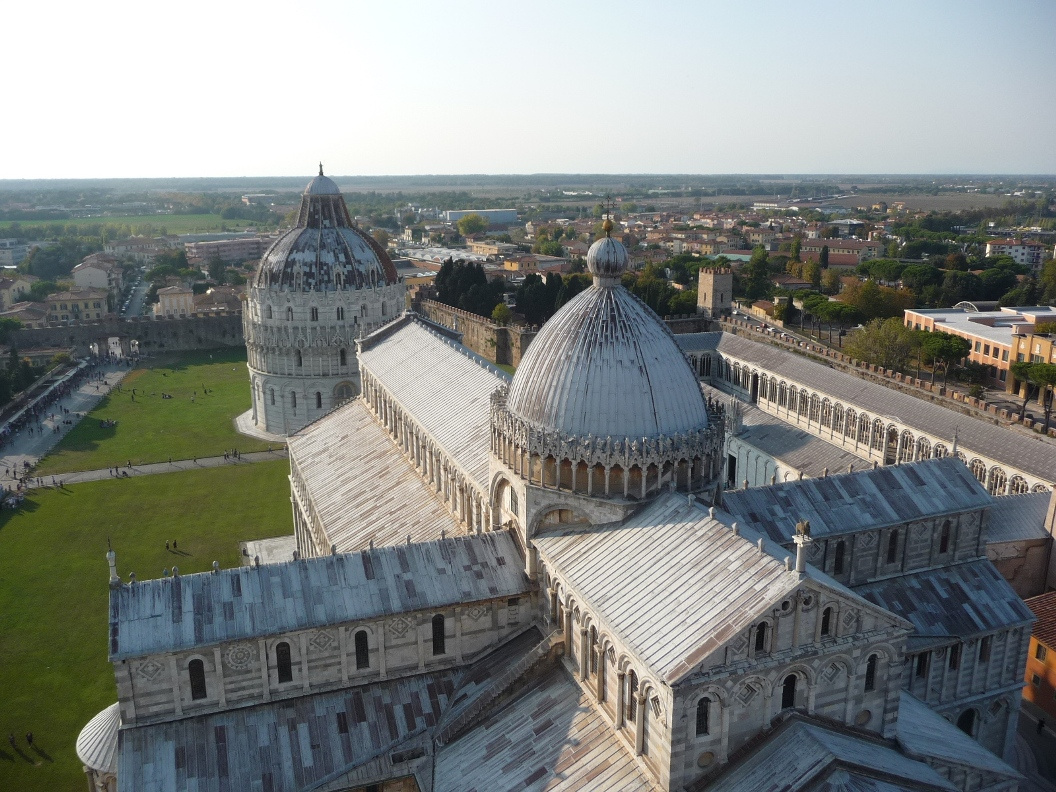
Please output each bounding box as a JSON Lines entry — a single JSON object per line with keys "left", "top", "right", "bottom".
{"left": 76, "top": 702, "right": 119, "bottom": 774}
{"left": 252, "top": 166, "right": 398, "bottom": 292}
{"left": 504, "top": 236, "right": 708, "bottom": 440}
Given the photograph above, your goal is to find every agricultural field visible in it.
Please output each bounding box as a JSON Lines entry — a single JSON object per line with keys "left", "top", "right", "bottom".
{"left": 35, "top": 348, "right": 270, "bottom": 475}
{"left": 0, "top": 460, "right": 294, "bottom": 792}
{"left": 0, "top": 213, "right": 273, "bottom": 235}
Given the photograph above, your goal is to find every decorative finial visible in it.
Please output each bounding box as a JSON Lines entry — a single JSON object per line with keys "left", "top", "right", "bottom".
{"left": 319, "top": 162, "right": 324, "bottom": 176}
{"left": 602, "top": 218, "right": 613, "bottom": 237}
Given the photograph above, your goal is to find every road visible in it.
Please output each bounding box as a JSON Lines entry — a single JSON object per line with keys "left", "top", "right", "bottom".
{"left": 122, "top": 275, "right": 150, "bottom": 318}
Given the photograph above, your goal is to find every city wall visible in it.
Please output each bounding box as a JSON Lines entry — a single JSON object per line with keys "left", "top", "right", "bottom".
{"left": 9, "top": 313, "right": 245, "bottom": 357}
{"left": 416, "top": 299, "right": 712, "bottom": 367}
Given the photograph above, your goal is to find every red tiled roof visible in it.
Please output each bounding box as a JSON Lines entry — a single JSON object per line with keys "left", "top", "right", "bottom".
{"left": 1026, "top": 590, "right": 1056, "bottom": 650}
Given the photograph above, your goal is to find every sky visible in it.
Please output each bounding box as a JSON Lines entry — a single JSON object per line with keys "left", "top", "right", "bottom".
{"left": 4, "top": 0, "right": 1055, "bottom": 179}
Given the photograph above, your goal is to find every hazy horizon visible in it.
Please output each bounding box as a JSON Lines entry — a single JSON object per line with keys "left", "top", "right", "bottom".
{"left": 6, "top": 0, "right": 1055, "bottom": 180}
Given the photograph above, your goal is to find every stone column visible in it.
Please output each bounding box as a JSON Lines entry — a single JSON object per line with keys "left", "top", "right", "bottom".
{"left": 579, "top": 628, "right": 589, "bottom": 679}
{"left": 615, "top": 671, "right": 626, "bottom": 729}
{"left": 634, "top": 693, "right": 646, "bottom": 755}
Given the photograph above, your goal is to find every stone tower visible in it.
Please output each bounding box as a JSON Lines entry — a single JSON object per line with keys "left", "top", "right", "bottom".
{"left": 697, "top": 266, "right": 733, "bottom": 319}
{"left": 243, "top": 166, "right": 405, "bottom": 435}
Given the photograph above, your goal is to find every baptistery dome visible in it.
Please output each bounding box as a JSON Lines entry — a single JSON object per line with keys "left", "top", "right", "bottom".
{"left": 244, "top": 166, "right": 405, "bottom": 436}
{"left": 253, "top": 166, "right": 398, "bottom": 293}
{"left": 504, "top": 234, "right": 709, "bottom": 439}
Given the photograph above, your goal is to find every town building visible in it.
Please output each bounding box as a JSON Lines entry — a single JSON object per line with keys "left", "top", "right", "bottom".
{"left": 153, "top": 286, "right": 195, "bottom": 318}
{"left": 0, "top": 238, "right": 35, "bottom": 267}
{"left": 45, "top": 288, "right": 110, "bottom": 324}
{"left": 904, "top": 304, "right": 1056, "bottom": 389}
{"left": 800, "top": 238, "right": 884, "bottom": 265}
{"left": 242, "top": 167, "right": 405, "bottom": 435}
{"left": 104, "top": 236, "right": 170, "bottom": 263}
{"left": 441, "top": 208, "right": 518, "bottom": 225}
{"left": 985, "top": 240, "right": 1047, "bottom": 272}
{"left": 1023, "top": 590, "right": 1056, "bottom": 723}
{"left": 81, "top": 228, "right": 1032, "bottom": 792}
{"left": 73, "top": 253, "right": 124, "bottom": 306}
{"left": 0, "top": 300, "right": 48, "bottom": 328}
{"left": 184, "top": 236, "right": 270, "bottom": 265}
{"left": 0, "top": 272, "right": 38, "bottom": 308}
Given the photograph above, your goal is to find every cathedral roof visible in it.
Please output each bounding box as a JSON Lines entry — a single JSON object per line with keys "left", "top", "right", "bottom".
{"left": 855, "top": 558, "right": 1034, "bottom": 643}
{"left": 288, "top": 398, "right": 461, "bottom": 552}
{"left": 721, "top": 457, "right": 992, "bottom": 543}
{"left": 534, "top": 493, "right": 896, "bottom": 684}
{"left": 358, "top": 314, "right": 508, "bottom": 491}
{"left": 108, "top": 532, "right": 528, "bottom": 659}
{"left": 251, "top": 167, "right": 398, "bottom": 292}
{"left": 504, "top": 235, "right": 708, "bottom": 440}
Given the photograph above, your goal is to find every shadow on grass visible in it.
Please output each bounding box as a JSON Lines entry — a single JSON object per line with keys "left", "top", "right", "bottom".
{"left": 30, "top": 744, "right": 54, "bottom": 763}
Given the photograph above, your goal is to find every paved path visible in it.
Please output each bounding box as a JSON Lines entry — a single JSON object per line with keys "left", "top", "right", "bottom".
{"left": 29, "top": 448, "right": 289, "bottom": 488}
{"left": 0, "top": 362, "right": 287, "bottom": 494}
{"left": 0, "top": 363, "right": 129, "bottom": 484}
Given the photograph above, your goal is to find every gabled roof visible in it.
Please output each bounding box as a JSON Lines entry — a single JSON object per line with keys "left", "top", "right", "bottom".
{"left": 721, "top": 458, "right": 991, "bottom": 542}
{"left": 116, "top": 670, "right": 461, "bottom": 792}
{"left": 534, "top": 493, "right": 896, "bottom": 684}
{"left": 357, "top": 315, "right": 508, "bottom": 491}
{"left": 855, "top": 559, "right": 1034, "bottom": 641}
{"left": 713, "top": 332, "right": 1056, "bottom": 484}
{"left": 288, "top": 398, "right": 459, "bottom": 552}
{"left": 896, "top": 692, "right": 1020, "bottom": 780}
{"left": 435, "top": 665, "right": 656, "bottom": 792}
{"left": 109, "top": 532, "right": 529, "bottom": 659}
{"left": 704, "top": 715, "right": 956, "bottom": 792}
{"left": 986, "top": 491, "right": 1051, "bottom": 543}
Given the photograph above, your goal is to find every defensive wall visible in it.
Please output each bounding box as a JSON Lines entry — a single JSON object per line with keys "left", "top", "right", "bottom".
{"left": 416, "top": 299, "right": 711, "bottom": 367}
{"left": 8, "top": 312, "right": 245, "bottom": 357}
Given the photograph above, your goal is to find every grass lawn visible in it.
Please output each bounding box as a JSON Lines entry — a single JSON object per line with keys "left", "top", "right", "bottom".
{"left": 36, "top": 348, "right": 271, "bottom": 475}
{"left": 0, "top": 460, "right": 293, "bottom": 792}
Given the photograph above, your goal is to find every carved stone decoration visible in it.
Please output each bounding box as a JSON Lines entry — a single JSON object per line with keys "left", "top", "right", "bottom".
{"left": 389, "top": 615, "right": 413, "bottom": 639}
{"left": 309, "top": 631, "right": 335, "bottom": 652}
{"left": 223, "top": 643, "right": 255, "bottom": 670}
{"left": 730, "top": 635, "right": 749, "bottom": 656}
{"left": 858, "top": 532, "right": 878, "bottom": 549}
{"left": 737, "top": 683, "right": 759, "bottom": 706}
{"left": 136, "top": 659, "right": 164, "bottom": 681}
{"left": 823, "top": 663, "right": 843, "bottom": 683}
{"left": 841, "top": 608, "right": 859, "bottom": 631}
{"left": 466, "top": 605, "right": 488, "bottom": 622}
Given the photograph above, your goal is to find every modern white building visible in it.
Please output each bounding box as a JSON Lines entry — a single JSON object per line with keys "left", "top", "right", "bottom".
{"left": 243, "top": 167, "right": 405, "bottom": 435}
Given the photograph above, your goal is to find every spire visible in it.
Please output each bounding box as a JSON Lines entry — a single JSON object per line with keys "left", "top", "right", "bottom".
{"left": 319, "top": 162, "right": 324, "bottom": 176}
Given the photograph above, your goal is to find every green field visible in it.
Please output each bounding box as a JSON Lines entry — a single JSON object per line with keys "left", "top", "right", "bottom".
{"left": 0, "top": 461, "right": 293, "bottom": 792}
{"left": 0, "top": 214, "right": 273, "bottom": 235}
{"left": 36, "top": 349, "right": 270, "bottom": 475}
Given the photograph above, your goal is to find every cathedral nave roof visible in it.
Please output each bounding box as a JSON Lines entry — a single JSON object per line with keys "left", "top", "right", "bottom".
{"left": 109, "top": 532, "right": 528, "bottom": 659}
{"left": 288, "top": 398, "right": 460, "bottom": 552}
{"left": 358, "top": 315, "right": 508, "bottom": 491}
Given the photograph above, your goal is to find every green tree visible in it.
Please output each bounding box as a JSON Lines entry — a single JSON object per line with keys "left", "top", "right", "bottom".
{"left": 742, "top": 246, "right": 772, "bottom": 302}
{"left": 802, "top": 260, "right": 821, "bottom": 290}
{"left": 491, "top": 302, "right": 512, "bottom": 326}
{"left": 818, "top": 245, "right": 829, "bottom": 267}
{"left": 790, "top": 235, "right": 801, "bottom": 262}
{"left": 1011, "top": 362, "right": 1056, "bottom": 430}
{"left": 821, "top": 268, "right": 841, "bottom": 295}
{"left": 372, "top": 228, "right": 390, "bottom": 248}
{"left": 207, "top": 256, "right": 227, "bottom": 283}
{"left": 455, "top": 214, "right": 488, "bottom": 236}
{"left": 845, "top": 317, "right": 915, "bottom": 370}
{"left": 921, "top": 331, "right": 971, "bottom": 386}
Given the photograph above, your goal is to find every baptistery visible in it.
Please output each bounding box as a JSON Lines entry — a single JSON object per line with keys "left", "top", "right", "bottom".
{"left": 244, "top": 166, "right": 404, "bottom": 435}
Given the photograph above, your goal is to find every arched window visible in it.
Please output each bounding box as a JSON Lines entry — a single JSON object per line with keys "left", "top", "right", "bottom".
{"left": 696, "top": 697, "right": 711, "bottom": 736}
{"left": 276, "top": 641, "right": 293, "bottom": 683}
{"left": 336, "top": 306, "right": 345, "bottom": 321}
{"left": 286, "top": 307, "right": 293, "bottom": 321}
{"left": 754, "top": 622, "right": 768, "bottom": 653}
{"left": 781, "top": 674, "right": 797, "bottom": 709}
{"left": 269, "top": 388, "right": 275, "bottom": 406}
{"left": 957, "top": 708, "right": 977, "bottom": 736}
{"left": 361, "top": 305, "right": 368, "bottom": 318}
{"left": 939, "top": 520, "right": 951, "bottom": 554}
{"left": 832, "top": 405, "right": 844, "bottom": 434}
{"left": 589, "top": 627, "right": 598, "bottom": 675}
{"left": 431, "top": 614, "right": 446, "bottom": 655}
{"left": 821, "top": 607, "right": 833, "bottom": 637}
{"left": 291, "top": 392, "right": 297, "bottom": 413}
{"left": 833, "top": 541, "right": 845, "bottom": 575}
{"left": 189, "top": 659, "right": 207, "bottom": 700}
{"left": 295, "top": 349, "right": 302, "bottom": 367}
{"left": 627, "top": 671, "right": 639, "bottom": 722}
{"left": 265, "top": 304, "right": 273, "bottom": 319}
{"left": 864, "top": 654, "right": 878, "bottom": 692}
{"left": 381, "top": 302, "right": 387, "bottom": 316}
{"left": 886, "top": 530, "right": 899, "bottom": 564}
{"left": 339, "top": 348, "right": 347, "bottom": 366}
{"left": 310, "top": 307, "right": 318, "bottom": 321}
{"left": 315, "top": 392, "right": 322, "bottom": 409}
{"left": 354, "top": 631, "right": 369, "bottom": 669}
